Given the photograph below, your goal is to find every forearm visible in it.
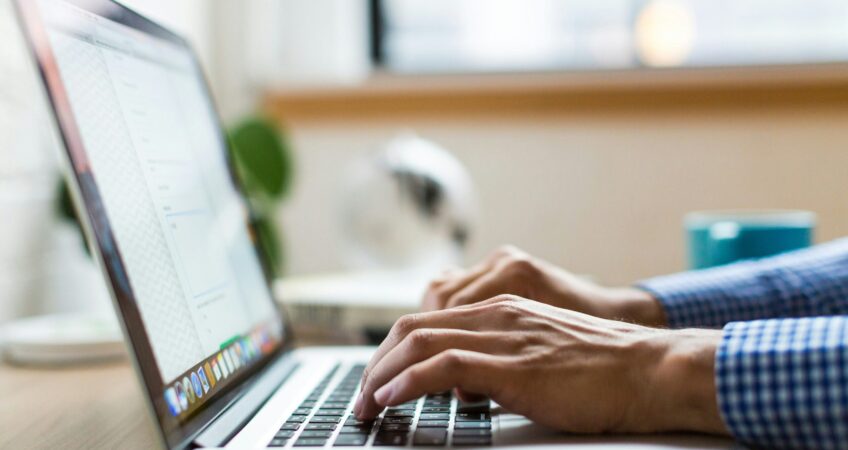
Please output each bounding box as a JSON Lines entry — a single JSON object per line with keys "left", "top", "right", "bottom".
{"left": 638, "top": 238, "right": 848, "bottom": 328}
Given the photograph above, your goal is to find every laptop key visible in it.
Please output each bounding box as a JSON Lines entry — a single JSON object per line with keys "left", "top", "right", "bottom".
{"left": 388, "top": 405, "right": 417, "bottom": 411}
{"left": 452, "top": 436, "right": 492, "bottom": 446}
{"left": 344, "top": 418, "right": 374, "bottom": 427}
{"left": 374, "top": 433, "right": 408, "bottom": 446}
{"left": 309, "top": 416, "right": 341, "bottom": 424}
{"left": 421, "top": 406, "right": 450, "bottom": 413}
{"left": 300, "top": 430, "right": 333, "bottom": 438}
{"left": 333, "top": 434, "right": 368, "bottom": 447}
{"left": 269, "top": 438, "right": 289, "bottom": 447}
{"left": 413, "top": 428, "right": 447, "bottom": 446}
{"left": 340, "top": 426, "right": 372, "bottom": 434}
{"left": 304, "top": 423, "right": 337, "bottom": 431}
{"left": 323, "top": 402, "right": 350, "bottom": 409}
{"left": 275, "top": 430, "right": 296, "bottom": 439}
{"left": 384, "top": 409, "right": 415, "bottom": 417}
{"left": 287, "top": 415, "right": 308, "bottom": 423}
{"left": 333, "top": 434, "right": 368, "bottom": 446}
{"left": 456, "top": 412, "right": 491, "bottom": 422}
{"left": 419, "top": 413, "right": 450, "bottom": 421}
{"left": 299, "top": 401, "right": 318, "bottom": 408}
{"left": 457, "top": 401, "right": 489, "bottom": 413}
{"left": 416, "top": 420, "right": 449, "bottom": 428}
{"left": 454, "top": 421, "right": 492, "bottom": 429}
{"left": 294, "top": 437, "right": 328, "bottom": 447}
{"left": 452, "top": 428, "right": 492, "bottom": 437}
{"left": 280, "top": 423, "right": 301, "bottom": 430}
{"left": 318, "top": 406, "right": 347, "bottom": 413}
{"left": 379, "top": 423, "right": 410, "bottom": 432}
{"left": 381, "top": 417, "right": 413, "bottom": 425}
{"left": 293, "top": 408, "right": 313, "bottom": 415}
{"left": 424, "top": 399, "right": 450, "bottom": 406}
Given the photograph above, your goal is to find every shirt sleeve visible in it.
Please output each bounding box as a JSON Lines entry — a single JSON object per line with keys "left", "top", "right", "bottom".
{"left": 637, "top": 238, "right": 848, "bottom": 329}
{"left": 716, "top": 317, "right": 848, "bottom": 449}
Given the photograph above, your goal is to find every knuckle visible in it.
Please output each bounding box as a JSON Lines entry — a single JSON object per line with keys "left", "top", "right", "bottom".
{"left": 393, "top": 313, "right": 420, "bottom": 336}
{"left": 504, "top": 257, "right": 539, "bottom": 277}
{"left": 407, "top": 328, "right": 434, "bottom": 348}
{"left": 438, "top": 349, "right": 467, "bottom": 370}
{"left": 427, "top": 278, "right": 447, "bottom": 290}
{"left": 495, "top": 301, "right": 525, "bottom": 319}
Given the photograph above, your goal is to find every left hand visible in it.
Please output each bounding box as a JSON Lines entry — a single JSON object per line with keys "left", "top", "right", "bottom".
{"left": 354, "top": 295, "right": 728, "bottom": 435}
{"left": 421, "top": 246, "right": 667, "bottom": 327}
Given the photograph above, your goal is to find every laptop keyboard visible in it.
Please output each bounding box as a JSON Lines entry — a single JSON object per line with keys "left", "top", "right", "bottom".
{"left": 268, "top": 364, "right": 492, "bottom": 447}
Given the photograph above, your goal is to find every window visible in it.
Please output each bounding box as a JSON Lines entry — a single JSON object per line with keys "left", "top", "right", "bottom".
{"left": 374, "top": 0, "right": 848, "bottom": 74}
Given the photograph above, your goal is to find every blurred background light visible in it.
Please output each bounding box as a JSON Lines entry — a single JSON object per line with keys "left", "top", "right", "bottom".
{"left": 635, "top": 0, "right": 696, "bottom": 67}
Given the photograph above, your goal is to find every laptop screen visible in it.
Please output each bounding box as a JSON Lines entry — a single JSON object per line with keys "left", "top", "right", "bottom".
{"left": 16, "top": 0, "right": 287, "bottom": 443}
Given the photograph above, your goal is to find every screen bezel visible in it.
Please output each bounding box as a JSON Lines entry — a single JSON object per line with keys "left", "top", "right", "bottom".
{"left": 13, "top": 0, "right": 294, "bottom": 447}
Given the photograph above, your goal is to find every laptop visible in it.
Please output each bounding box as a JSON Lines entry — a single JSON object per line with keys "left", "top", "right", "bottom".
{"left": 14, "top": 1, "right": 734, "bottom": 448}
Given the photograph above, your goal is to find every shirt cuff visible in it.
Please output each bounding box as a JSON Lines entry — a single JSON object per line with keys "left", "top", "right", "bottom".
{"left": 637, "top": 261, "right": 776, "bottom": 329}
{"left": 716, "top": 317, "right": 848, "bottom": 449}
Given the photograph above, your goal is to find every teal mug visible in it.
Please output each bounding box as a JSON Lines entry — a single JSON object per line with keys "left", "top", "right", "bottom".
{"left": 685, "top": 210, "right": 815, "bottom": 270}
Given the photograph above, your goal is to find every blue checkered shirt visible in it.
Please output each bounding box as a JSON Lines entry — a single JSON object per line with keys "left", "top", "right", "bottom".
{"left": 639, "top": 238, "right": 848, "bottom": 449}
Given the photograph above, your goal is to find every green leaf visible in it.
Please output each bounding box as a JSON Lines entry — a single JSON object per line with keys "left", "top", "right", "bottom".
{"left": 228, "top": 116, "right": 294, "bottom": 200}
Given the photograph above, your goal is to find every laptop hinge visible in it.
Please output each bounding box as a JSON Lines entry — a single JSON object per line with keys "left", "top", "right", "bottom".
{"left": 193, "top": 354, "right": 300, "bottom": 448}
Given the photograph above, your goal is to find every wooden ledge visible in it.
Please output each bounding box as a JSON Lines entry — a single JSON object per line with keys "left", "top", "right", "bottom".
{"left": 263, "top": 64, "right": 848, "bottom": 123}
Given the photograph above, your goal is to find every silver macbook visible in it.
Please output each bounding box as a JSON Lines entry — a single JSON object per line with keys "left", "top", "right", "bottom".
{"left": 14, "top": 1, "right": 732, "bottom": 448}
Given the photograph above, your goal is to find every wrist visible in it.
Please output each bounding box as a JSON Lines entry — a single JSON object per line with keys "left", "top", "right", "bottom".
{"left": 648, "top": 329, "right": 729, "bottom": 435}
{"left": 605, "top": 287, "right": 667, "bottom": 328}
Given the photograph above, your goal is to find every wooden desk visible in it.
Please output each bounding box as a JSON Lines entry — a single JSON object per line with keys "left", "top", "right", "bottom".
{"left": 0, "top": 354, "right": 737, "bottom": 450}
{"left": 0, "top": 335, "right": 342, "bottom": 450}
{"left": 0, "top": 360, "right": 159, "bottom": 449}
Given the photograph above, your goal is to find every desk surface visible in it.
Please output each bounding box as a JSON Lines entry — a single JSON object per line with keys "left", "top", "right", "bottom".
{"left": 0, "top": 358, "right": 737, "bottom": 450}
{"left": 0, "top": 360, "right": 159, "bottom": 449}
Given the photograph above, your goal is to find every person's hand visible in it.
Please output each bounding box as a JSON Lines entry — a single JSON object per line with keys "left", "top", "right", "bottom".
{"left": 423, "top": 246, "right": 667, "bottom": 327}
{"left": 354, "top": 296, "right": 728, "bottom": 435}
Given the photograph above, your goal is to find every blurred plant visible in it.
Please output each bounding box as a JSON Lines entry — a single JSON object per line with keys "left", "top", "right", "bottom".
{"left": 56, "top": 115, "right": 294, "bottom": 276}
{"left": 228, "top": 116, "right": 294, "bottom": 276}
{"left": 57, "top": 179, "right": 88, "bottom": 254}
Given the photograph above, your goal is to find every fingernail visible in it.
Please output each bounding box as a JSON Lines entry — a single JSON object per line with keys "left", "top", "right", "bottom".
{"left": 374, "top": 383, "right": 394, "bottom": 406}
{"left": 353, "top": 392, "right": 363, "bottom": 416}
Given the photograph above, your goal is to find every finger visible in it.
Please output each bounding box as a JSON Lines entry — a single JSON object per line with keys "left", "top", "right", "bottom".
{"left": 421, "top": 261, "right": 492, "bottom": 312}
{"left": 373, "top": 349, "right": 503, "bottom": 408}
{"left": 422, "top": 246, "right": 522, "bottom": 312}
{"left": 444, "top": 268, "right": 512, "bottom": 309}
{"left": 357, "top": 329, "right": 518, "bottom": 418}
{"left": 425, "top": 267, "right": 465, "bottom": 291}
{"left": 360, "top": 297, "right": 523, "bottom": 396}
{"left": 360, "top": 307, "right": 485, "bottom": 393}
{"left": 454, "top": 388, "right": 487, "bottom": 403}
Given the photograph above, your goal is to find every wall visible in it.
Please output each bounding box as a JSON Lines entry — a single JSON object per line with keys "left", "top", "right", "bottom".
{"left": 276, "top": 103, "right": 848, "bottom": 286}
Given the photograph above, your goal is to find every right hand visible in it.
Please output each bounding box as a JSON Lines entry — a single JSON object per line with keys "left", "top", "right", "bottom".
{"left": 422, "top": 246, "right": 667, "bottom": 327}
{"left": 356, "top": 296, "right": 726, "bottom": 436}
